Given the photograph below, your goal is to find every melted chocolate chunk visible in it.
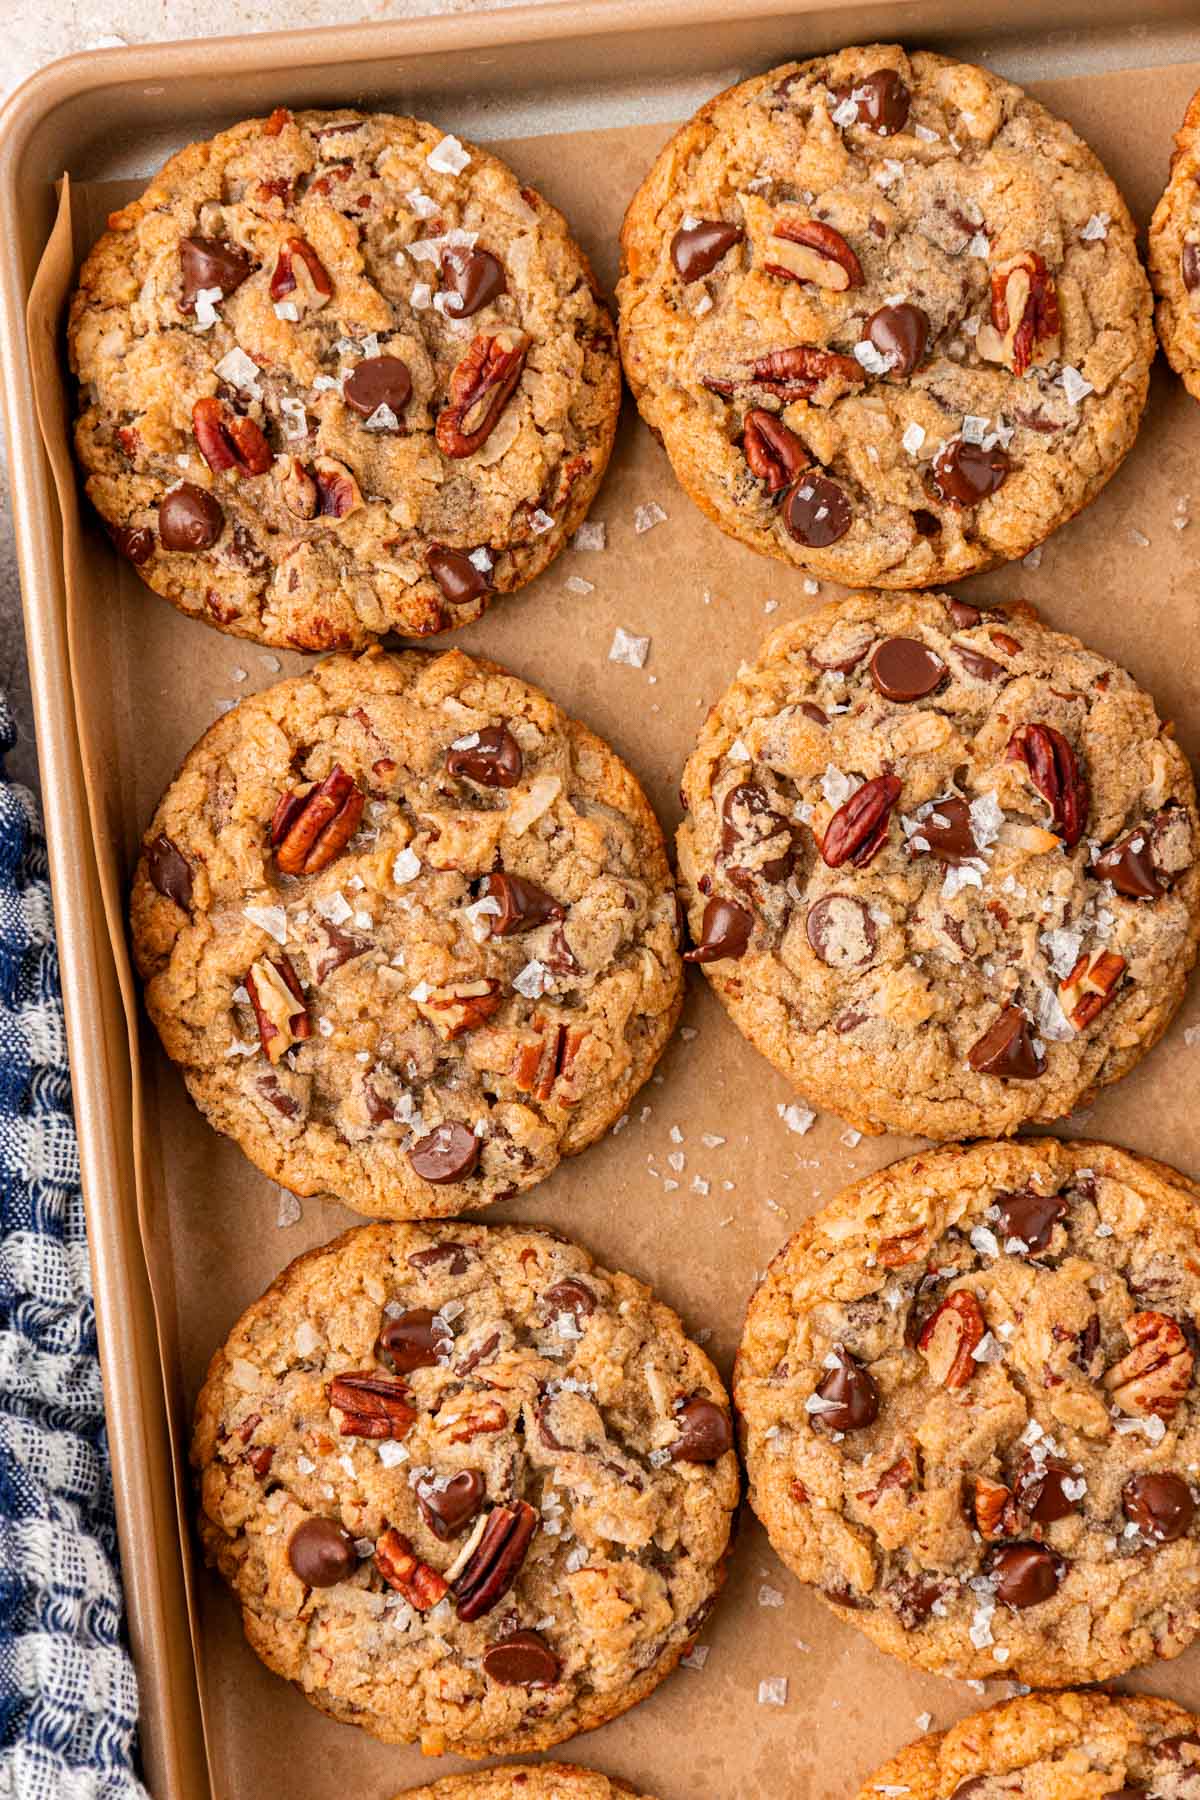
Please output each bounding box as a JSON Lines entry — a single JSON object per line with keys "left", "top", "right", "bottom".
{"left": 864, "top": 302, "right": 929, "bottom": 374}
{"left": 671, "top": 220, "right": 744, "bottom": 281}
{"left": 427, "top": 545, "right": 492, "bottom": 606}
{"left": 909, "top": 797, "right": 976, "bottom": 866}
{"left": 684, "top": 896, "right": 753, "bottom": 963}
{"left": 416, "top": 1469, "right": 486, "bottom": 1540}
{"left": 179, "top": 235, "right": 254, "bottom": 310}
{"left": 869, "top": 636, "right": 946, "bottom": 701}
{"left": 408, "top": 1242, "right": 474, "bottom": 1276}
{"left": 669, "top": 1397, "right": 733, "bottom": 1462}
{"left": 482, "top": 1630, "right": 560, "bottom": 1687}
{"left": 1184, "top": 241, "right": 1200, "bottom": 293}
{"left": 445, "top": 724, "right": 522, "bottom": 787}
{"left": 287, "top": 1517, "right": 356, "bottom": 1587}
{"left": 1123, "top": 1471, "right": 1196, "bottom": 1542}
{"left": 987, "top": 1542, "right": 1063, "bottom": 1608}
{"left": 785, "top": 473, "right": 852, "bottom": 547}
{"left": 480, "top": 870, "right": 564, "bottom": 934}
{"left": 967, "top": 1007, "right": 1045, "bottom": 1080}
{"left": 931, "top": 438, "right": 1010, "bottom": 506}
{"left": 543, "top": 1277, "right": 595, "bottom": 1322}
{"left": 814, "top": 1346, "right": 879, "bottom": 1432}
{"left": 343, "top": 355, "right": 412, "bottom": 421}
{"left": 1095, "top": 826, "right": 1162, "bottom": 899}
{"left": 147, "top": 833, "right": 193, "bottom": 910}
{"left": 377, "top": 1307, "right": 453, "bottom": 1372}
{"left": 408, "top": 1121, "right": 480, "bottom": 1184}
{"left": 994, "top": 1186, "right": 1069, "bottom": 1253}
{"left": 721, "top": 782, "right": 792, "bottom": 884}
{"left": 805, "top": 893, "right": 877, "bottom": 968}
{"left": 852, "top": 68, "right": 911, "bottom": 134}
{"left": 441, "top": 245, "right": 507, "bottom": 316}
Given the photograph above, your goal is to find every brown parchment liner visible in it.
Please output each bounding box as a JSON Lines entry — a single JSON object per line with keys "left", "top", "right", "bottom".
{"left": 22, "top": 55, "right": 1200, "bottom": 1800}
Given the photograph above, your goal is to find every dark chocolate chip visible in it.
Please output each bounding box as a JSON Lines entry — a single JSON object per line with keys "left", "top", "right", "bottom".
{"left": 1123, "top": 1471, "right": 1196, "bottom": 1542}
{"left": 1013, "top": 1452, "right": 1078, "bottom": 1525}
{"left": 482, "top": 1629, "right": 560, "bottom": 1687}
{"left": 967, "top": 1007, "right": 1046, "bottom": 1080}
{"left": 801, "top": 702, "right": 829, "bottom": 726}
{"left": 947, "top": 599, "right": 981, "bottom": 628}
{"left": 852, "top": 68, "right": 911, "bottom": 135}
{"left": 814, "top": 1345, "right": 879, "bottom": 1432}
{"left": 785, "top": 473, "right": 851, "bottom": 547}
{"left": 955, "top": 644, "right": 1006, "bottom": 682}
{"left": 408, "top": 1121, "right": 480, "bottom": 1184}
{"left": 416, "top": 1469, "right": 486, "bottom": 1540}
{"left": 994, "top": 1187, "right": 1069, "bottom": 1253}
{"left": 480, "top": 871, "right": 564, "bottom": 934}
{"left": 543, "top": 1277, "right": 595, "bottom": 1322}
{"left": 179, "top": 235, "right": 254, "bottom": 310}
{"left": 1157, "top": 1732, "right": 1200, "bottom": 1762}
{"left": 445, "top": 724, "right": 522, "bottom": 787}
{"left": 343, "top": 354, "right": 412, "bottom": 420}
{"left": 805, "top": 893, "right": 877, "bottom": 968}
{"left": 864, "top": 302, "right": 929, "bottom": 375}
{"left": 721, "top": 782, "right": 792, "bottom": 884}
{"left": 909, "top": 797, "right": 977, "bottom": 866}
{"left": 287, "top": 1517, "right": 356, "bottom": 1587}
{"left": 1095, "top": 827, "right": 1161, "bottom": 899}
{"left": 869, "top": 636, "right": 946, "bottom": 702}
{"left": 158, "top": 483, "right": 224, "bottom": 552}
{"left": 376, "top": 1306, "right": 453, "bottom": 1373}
{"left": 111, "top": 524, "right": 155, "bottom": 565}
{"left": 408, "top": 1243, "right": 474, "bottom": 1276}
{"left": 670, "top": 220, "right": 744, "bottom": 282}
{"left": 931, "top": 438, "right": 1010, "bottom": 506}
{"left": 441, "top": 245, "right": 507, "bottom": 316}
{"left": 1184, "top": 242, "right": 1200, "bottom": 293}
{"left": 428, "top": 545, "right": 491, "bottom": 606}
{"left": 683, "top": 895, "right": 753, "bottom": 963}
{"left": 668, "top": 1397, "right": 733, "bottom": 1463}
{"left": 987, "top": 1542, "right": 1064, "bottom": 1608}
{"left": 147, "top": 833, "right": 193, "bottom": 910}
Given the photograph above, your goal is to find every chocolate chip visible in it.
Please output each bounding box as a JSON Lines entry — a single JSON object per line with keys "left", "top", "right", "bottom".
{"left": 543, "top": 1277, "right": 595, "bottom": 1322}
{"left": 1184, "top": 242, "right": 1200, "bottom": 292}
{"left": 814, "top": 1345, "right": 879, "bottom": 1432}
{"left": 147, "top": 833, "right": 193, "bottom": 910}
{"left": 343, "top": 354, "right": 412, "bottom": 421}
{"left": 1073, "top": 1313, "right": 1101, "bottom": 1374}
{"left": 955, "top": 644, "right": 1006, "bottom": 682}
{"left": 1012, "top": 1453, "right": 1078, "bottom": 1525}
{"left": 994, "top": 1187, "right": 1069, "bottom": 1253}
{"left": 482, "top": 1629, "right": 560, "bottom": 1687}
{"left": 377, "top": 1307, "right": 453, "bottom": 1372}
{"left": 158, "top": 483, "right": 224, "bottom": 552}
{"left": 1095, "top": 827, "right": 1161, "bottom": 899}
{"left": 1157, "top": 1732, "right": 1200, "bottom": 1762}
{"left": 987, "top": 1542, "right": 1063, "bottom": 1608}
{"left": 869, "top": 636, "right": 946, "bottom": 702}
{"left": 1102, "top": 1790, "right": 1147, "bottom": 1799}
{"left": 908, "top": 797, "right": 976, "bottom": 865}
{"left": 864, "top": 302, "right": 928, "bottom": 375}
{"left": 887, "top": 1572, "right": 949, "bottom": 1629}
{"left": 967, "top": 1007, "right": 1045, "bottom": 1080}
{"left": 785, "top": 473, "right": 851, "bottom": 547}
{"left": 947, "top": 599, "right": 981, "bottom": 628}
{"left": 1123, "top": 1471, "right": 1196, "bottom": 1542}
{"left": 416, "top": 1469, "right": 486, "bottom": 1540}
{"left": 428, "top": 546, "right": 491, "bottom": 606}
{"left": 668, "top": 1397, "right": 733, "bottom": 1463}
{"left": 480, "top": 871, "right": 564, "bottom": 934}
{"left": 852, "top": 68, "right": 911, "bottom": 134}
{"left": 287, "top": 1517, "right": 356, "bottom": 1587}
{"left": 670, "top": 220, "right": 744, "bottom": 282}
{"left": 179, "top": 235, "right": 254, "bottom": 310}
{"left": 801, "top": 702, "right": 828, "bottom": 726}
{"left": 445, "top": 724, "right": 522, "bottom": 788}
{"left": 721, "top": 782, "right": 792, "bottom": 884}
{"left": 441, "top": 245, "right": 506, "bottom": 315}
{"left": 912, "top": 508, "right": 941, "bottom": 536}
{"left": 806, "top": 893, "right": 877, "bottom": 968}
{"left": 408, "top": 1243, "right": 474, "bottom": 1276}
{"left": 408, "top": 1121, "right": 480, "bottom": 1184}
{"left": 931, "top": 438, "right": 1010, "bottom": 506}
{"left": 111, "top": 524, "right": 155, "bottom": 565}
{"left": 683, "top": 895, "right": 753, "bottom": 963}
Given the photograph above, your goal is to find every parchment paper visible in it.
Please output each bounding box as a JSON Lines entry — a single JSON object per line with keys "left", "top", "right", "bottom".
{"left": 27, "top": 59, "right": 1200, "bottom": 1800}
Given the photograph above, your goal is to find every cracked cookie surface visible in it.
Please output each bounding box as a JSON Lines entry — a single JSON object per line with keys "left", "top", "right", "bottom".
{"left": 397, "top": 1766, "right": 652, "bottom": 1799}
{"left": 677, "top": 589, "right": 1200, "bottom": 1140}
{"left": 192, "top": 1221, "right": 738, "bottom": 1754}
{"left": 737, "top": 1139, "right": 1200, "bottom": 1687}
{"left": 1149, "top": 86, "right": 1200, "bottom": 403}
{"left": 856, "top": 1689, "right": 1200, "bottom": 1797}
{"left": 69, "top": 108, "right": 619, "bottom": 649}
{"left": 617, "top": 45, "right": 1152, "bottom": 587}
{"left": 131, "top": 649, "right": 682, "bottom": 1217}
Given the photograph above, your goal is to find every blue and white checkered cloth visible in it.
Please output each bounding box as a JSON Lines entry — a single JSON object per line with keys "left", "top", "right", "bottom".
{"left": 0, "top": 695, "right": 146, "bottom": 1800}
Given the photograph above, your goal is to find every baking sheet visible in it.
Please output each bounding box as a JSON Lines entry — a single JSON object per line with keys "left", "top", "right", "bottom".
{"left": 27, "top": 54, "right": 1200, "bottom": 1800}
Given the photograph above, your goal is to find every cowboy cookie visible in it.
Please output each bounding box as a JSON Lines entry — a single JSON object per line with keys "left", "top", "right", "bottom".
{"left": 1149, "top": 86, "right": 1200, "bottom": 402}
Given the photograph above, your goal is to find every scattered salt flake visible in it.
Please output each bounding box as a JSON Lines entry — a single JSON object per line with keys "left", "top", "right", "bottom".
{"left": 757, "top": 1676, "right": 788, "bottom": 1707}
{"left": 513, "top": 960, "right": 553, "bottom": 999}
{"left": 274, "top": 299, "right": 301, "bottom": 322}
{"left": 634, "top": 501, "right": 667, "bottom": 534}
{"left": 295, "top": 1454, "right": 316, "bottom": 1475}
{"left": 840, "top": 1128, "right": 862, "bottom": 1149}
{"left": 244, "top": 903, "right": 288, "bottom": 945}
{"left": 970, "top": 1225, "right": 1000, "bottom": 1258}
{"left": 1022, "top": 545, "right": 1043, "bottom": 570}
{"left": 572, "top": 520, "right": 606, "bottom": 551}
{"left": 393, "top": 847, "right": 421, "bottom": 885}
{"left": 961, "top": 413, "right": 989, "bottom": 445}
{"left": 803, "top": 578, "right": 820, "bottom": 596}
{"left": 409, "top": 280, "right": 433, "bottom": 310}
{"left": 874, "top": 159, "right": 904, "bottom": 188}
{"left": 192, "top": 286, "right": 223, "bottom": 329}
{"left": 680, "top": 1644, "right": 710, "bottom": 1670}
{"left": 564, "top": 575, "right": 594, "bottom": 596}
{"left": 993, "top": 1646, "right": 1010, "bottom": 1664}
{"left": 667, "top": 1151, "right": 685, "bottom": 1174}
{"left": 1095, "top": 1222, "right": 1114, "bottom": 1237}
{"left": 669, "top": 1125, "right": 684, "bottom": 1144}
{"left": 225, "top": 1037, "right": 259, "bottom": 1059}
{"left": 364, "top": 402, "right": 400, "bottom": 431}
{"left": 214, "top": 346, "right": 261, "bottom": 392}
{"left": 701, "top": 1133, "right": 725, "bottom": 1149}
{"left": 913, "top": 122, "right": 939, "bottom": 142}
{"left": 854, "top": 339, "right": 894, "bottom": 376}
{"left": 1080, "top": 211, "right": 1110, "bottom": 241}
{"left": 901, "top": 421, "right": 926, "bottom": 455}
{"left": 261, "top": 654, "right": 281, "bottom": 672}
{"left": 338, "top": 1453, "right": 356, "bottom": 1479}
{"left": 317, "top": 889, "right": 353, "bottom": 927}
{"left": 779, "top": 1102, "right": 816, "bottom": 1136}
{"left": 916, "top": 1713, "right": 932, "bottom": 1732}
{"left": 1130, "top": 527, "right": 1151, "bottom": 547}
{"left": 967, "top": 232, "right": 990, "bottom": 258}
{"left": 821, "top": 764, "right": 860, "bottom": 809}
{"left": 728, "top": 738, "right": 752, "bottom": 765}
{"left": 758, "top": 1585, "right": 785, "bottom": 1608}
{"left": 529, "top": 508, "right": 555, "bottom": 535}
{"left": 609, "top": 627, "right": 650, "bottom": 669}
{"left": 427, "top": 134, "right": 470, "bottom": 176}
{"left": 276, "top": 1189, "right": 302, "bottom": 1229}
{"left": 1060, "top": 365, "right": 1093, "bottom": 407}
{"left": 376, "top": 1439, "right": 409, "bottom": 1469}
{"left": 294, "top": 1320, "right": 321, "bottom": 1358}
{"left": 831, "top": 95, "right": 859, "bottom": 127}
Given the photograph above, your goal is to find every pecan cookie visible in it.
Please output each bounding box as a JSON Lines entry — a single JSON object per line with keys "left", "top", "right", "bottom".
{"left": 130, "top": 649, "right": 682, "bottom": 1216}
{"left": 737, "top": 1139, "right": 1200, "bottom": 1687}
{"left": 856, "top": 1689, "right": 1200, "bottom": 1798}
{"left": 1149, "top": 87, "right": 1200, "bottom": 402}
{"left": 677, "top": 590, "right": 1200, "bottom": 1140}
{"left": 192, "top": 1221, "right": 738, "bottom": 1753}
{"left": 69, "top": 108, "right": 619, "bottom": 648}
{"left": 617, "top": 45, "right": 1152, "bottom": 586}
{"left": 398, "top": 1767, "right": 654, "bottom": 1800}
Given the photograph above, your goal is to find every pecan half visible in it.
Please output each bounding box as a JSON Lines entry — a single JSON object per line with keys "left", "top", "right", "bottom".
{"left": 706, "top": 344, "right": 864, "bottom": 401}
{"left": 764, "top": 218, "right": 863, "bottom": 290}
{"left": 820, "top": 774, "right": 902, "bottom": 869}
{"left": 312, "top": 456, "right": 362, "bottom": 518}
{"left": 1103, "top": 1311, "right": 1194, "bottom": 1420}
{"left": 436, "top": 332, "right": 528, "bottom": 458}
{"left": 269, "top": 236, "right": 333, "bottom": 311}
{"left": 271, "top": 765, "right": 364, "bottom": 875}
{"left": 742, "top": 409, "right": 810, "bottom": 493}
{"left": 417, "top": 978, "right": 503, "bottom": 1040}
{"left": 973, "top": 1475, "right": 1015, "bottom": 1541}
{"left": 917, "top": 1291, "right": 985, "bottom": 1389}
{"left": 450, "top": 1501, "right": 539, "bottom": 1622}
{"left": 978, "top": 252, "right": 1061, "bottom": 376}
{"left": 1006, "top": 724, "right": 1088, "bottom": 848}
{"left": 245, "top": 954, "right": 311, "bottom": 1063}
{"left": 879, "top": 1228, "right": 927, "bottom": 1268}
{"left": 327, "top": 1371, "right": 417, "bottom": 1440}
{"left": 509, "top": 1015, "right": 590, "bottom": 1104}
{"left": 192, "top": 398, "right": 273, "bottom": 476}
{"left": 374, "top": 1529, "right": 449, "bottom": 1609}
{"left": 1057, "top": 949, "right": 1126, "bottom": 1030}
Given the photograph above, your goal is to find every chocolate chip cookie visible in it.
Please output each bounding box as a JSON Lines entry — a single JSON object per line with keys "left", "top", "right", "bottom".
{"left": 192, "top": 1220, "right": 738, "bottom": 1753}
{"left": 399, "top": 1767, "right": 653, "bottom": 1800}
{"left": 737, "top": 1138, "right": 1200, "bottom": 1687}
{"left": 130, "top": 649, "right": 682, "bottom": 1216}
{"left": 856, "top": 1689, "right": 1200, "bottom": 1798}
{"left": 69, "top": 108, "right": 619, "bottom": 649}
{"left": 617, "top": 46, "right": 1152, "bottom": 586}
{"left": 677, "top": 590, "right": 1200, "bottom": 1140}
{"left": 1149, "top": 87, "right": 1200, "bottom": 402}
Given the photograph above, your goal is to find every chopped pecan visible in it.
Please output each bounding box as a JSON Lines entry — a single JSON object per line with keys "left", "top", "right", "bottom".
{"left": 1103, "top": 1311, "right": 1194, "bottom": 1420}
{"left": 1006, "top": 723, "right": 1088, "bottom": 848}
{"left": 978, "top": 252, "right": 1061, "bottom": 376}
{"left": 327, "top": 1371, "right": 417, "bottom": 1440}
{"left": 271, "top": 764, "right": 364, "bottom": 875}
{"left": 245, "top": 954, "right": 311, "bottom": 1063}
{"left": 973, "top": 1475, "right": 1014, "bottom": 1541}
{"left": 820, "top": 774, "right": 902, "bottom": 869}
{"left": 742, "top": 409, "right": 810, "bottom": 493}
{"left": 764, "top": 217, "right": 863, "bottom": 290}
{"left": 438, "top": 1396, "right": 508, "bottom": 1443}
{"left": 855, "top": 1454, "right": 914, "bottom": 1508}
{"left": 1058, "top": 949, "right": 1126, "bottom": 1030}
{"left": 374, "top": 1528, "right": 449, "bottom": 1609}
{"left": 449, "top": 1501, "right": 539, "bottom": 1622}
{"left": 436, "top": 332, "right": 528, "bottom": 458}
{"left": 917, "top": 1291, "right": 986, "bottom": 1389}
{"left": 879, "top": 1228, "right": 926, "bottom": 1268}
{"left": 707, "top": 343, "right": 864, "bottom": 401}
{"left": 312, "top": 456, "right": 362, "bottom": 518}
{"left": 192, "top": 397, "right": 272, "bottom": 476}
{"left": 417, "top": 978, "right": 503, "bottom": 1041}
{"left": 246, "top": 1445, "right": 274, "bottom": 1478}
{"left": 278, "top": 456, "right": 318, "bottom": 519}
{"left": 509, "top": 1014, "right": 589, "bottom": 1104}
{"left": 269, "top": 236, "right": 333, "bottom": 311}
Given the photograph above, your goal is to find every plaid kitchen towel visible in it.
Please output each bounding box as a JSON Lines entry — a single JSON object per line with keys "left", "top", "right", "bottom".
{"left": 0, "top": 696, "right": 146, "bottom": 1800}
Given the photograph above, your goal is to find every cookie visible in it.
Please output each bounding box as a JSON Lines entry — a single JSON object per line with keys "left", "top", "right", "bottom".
{"left": 617, "top": 45, "right": 1152, "bottom": 587}
{"left": 398, "top": 1766, "right": 653, "bottom": 1800}
{"left": 736, "top": 1138, "right": 1200, "bottom": 1687}
{"left": 69, "top": 108, "right": 619, "bottom": 649}
{"left": 192, "top": 1220, "right": 738, "bottom": 1754}
{"left": 677, "top": 589, "right": 1200, "bottom": 1140}
{"left": 1149, "top": 87, "right": 1200, "bottom": 402}
{"left": 131, "top": 649, "right": 682, "bottom": 1217}
{"left": 855, "top": 1689, "right": 1200, "bottom": 1798}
